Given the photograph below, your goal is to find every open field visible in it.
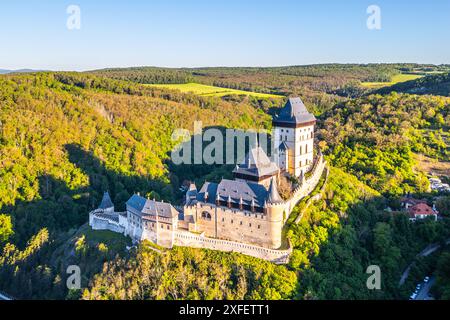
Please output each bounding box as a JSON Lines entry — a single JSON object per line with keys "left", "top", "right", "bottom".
{"left": 414, "top": 154, "right": 450, "bottom": 177}
{"left": 360, "top": 74, "right": 423, "bottom": 88}
{"left": 147, "top": 82, "right": 283, "bottom": 98}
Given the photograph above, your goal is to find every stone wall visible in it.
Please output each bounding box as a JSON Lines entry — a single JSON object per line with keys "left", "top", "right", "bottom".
{"left": 89, "top": 209, "right": 125, "bottom": 234}
{"left": 285, "top": 154, "right": 326, "bottom": 217}
{"left": 174, "top": 230, "right": 292, "bottom": 264}
{"left": 184, "top": 202, "right": 277, "bottom": 249}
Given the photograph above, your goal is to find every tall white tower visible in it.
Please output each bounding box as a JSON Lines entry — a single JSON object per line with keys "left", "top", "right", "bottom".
{"left": 272, "top": 97, "right": 316, "bottom": 177}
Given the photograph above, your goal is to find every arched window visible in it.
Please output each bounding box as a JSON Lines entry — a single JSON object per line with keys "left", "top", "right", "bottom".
{"left": 201, "top": 211, "right": 212, "bottom": 221}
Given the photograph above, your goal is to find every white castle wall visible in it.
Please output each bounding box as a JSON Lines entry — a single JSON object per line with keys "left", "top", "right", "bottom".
{"left": 174, "top": 230, "right": 292, "bottom": 264}
{"left": 89, "top": 209, "right": 125, "bottom": 234}
{"left": 284, "top": 154, "right": 326, "bottom": 217}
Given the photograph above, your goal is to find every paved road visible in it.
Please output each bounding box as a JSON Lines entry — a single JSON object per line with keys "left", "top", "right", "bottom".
{"left": 414, "top": 277, "right": 436, "bottom": 300}
{"left": 0, "top": 292, "right": 12, "bottom": 300}
{"left": 399, "top": 238, "right": 450, "bottom": 286}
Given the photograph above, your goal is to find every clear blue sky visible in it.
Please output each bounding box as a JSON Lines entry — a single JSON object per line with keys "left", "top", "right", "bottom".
{"left": 1, "top": 0, "right": 449, "bottom": 71}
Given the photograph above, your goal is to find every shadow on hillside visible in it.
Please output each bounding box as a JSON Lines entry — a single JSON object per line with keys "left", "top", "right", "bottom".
{"left": 165, "top": 125, "right": 274, "bottom": 189}
{"left": 0, "top": 143, "right": 175, "bottom": 299}
{"left": 3, "top": 143, "right": 174, "bottom": 244}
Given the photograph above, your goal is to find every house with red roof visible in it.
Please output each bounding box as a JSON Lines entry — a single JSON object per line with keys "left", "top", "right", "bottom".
{"left": 408, "top": 203, "right": 438, "bottom": 221}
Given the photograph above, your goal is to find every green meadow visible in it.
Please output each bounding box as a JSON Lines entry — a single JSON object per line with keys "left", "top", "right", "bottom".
{"left": 360, "top": 74, "right": 423, "bottom": 88}
{"left": 147, "top": 82, "right": 283, "bottom": 98}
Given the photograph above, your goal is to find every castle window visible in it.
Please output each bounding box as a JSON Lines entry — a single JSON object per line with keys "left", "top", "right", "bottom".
{"left": 231, "top": 220, "right": 233, "bottom": 224}
{"left": 240, "top": 221, "right": 243, "bottom": 225}
{"left": 201, "top": 211, "right": 212, "bottom": 221}
{"left": 281, "top": 129, "right": 284, "bottom": 132}
{"left": 167, "top": 225, "right": 170, "bottom": 230}
{"left": 222, "top": 217, "right": 225, "bottom": 222}
{"left": 258, "top": 225, "right": 261, "bottom": 229}
{"left": 249, "top": 223, "right": 252, "bottom": 227}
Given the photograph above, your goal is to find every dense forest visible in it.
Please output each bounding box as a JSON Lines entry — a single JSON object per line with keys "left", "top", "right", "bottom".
{"left": 318, "top": 93, "right": 449, "bottom": 196}
{"left": 0, "top": 65, "right": 449, "bottom": 300}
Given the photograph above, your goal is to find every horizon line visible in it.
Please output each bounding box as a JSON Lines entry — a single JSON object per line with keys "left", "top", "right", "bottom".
{"left": 2, "top": 61, "right": 450, "bottom": 74}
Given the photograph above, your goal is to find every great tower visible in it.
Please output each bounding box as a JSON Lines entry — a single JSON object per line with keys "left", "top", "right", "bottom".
{"left": 272, "top": 97, "right": 316, "bottom": 177}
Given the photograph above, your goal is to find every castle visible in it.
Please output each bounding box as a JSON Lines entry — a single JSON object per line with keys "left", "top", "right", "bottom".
{"left": 89, "top": 97, "right": 326, "bottom": 263}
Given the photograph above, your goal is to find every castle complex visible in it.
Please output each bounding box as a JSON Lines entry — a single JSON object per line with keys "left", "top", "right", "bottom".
{"left": 89, "top": 97, "right": 326, "bottom": 263}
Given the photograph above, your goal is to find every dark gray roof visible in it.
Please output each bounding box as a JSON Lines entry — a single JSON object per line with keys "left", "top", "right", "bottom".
{"left": 233, "top": 146, "right": 279, "bottom": 178}
{"left": 198, "top": 179, "right": 268, "bottom": 208}
{"left": 126, "top": 194, "right": 178, "bottom": 218}
{"left": 186, "top": 183, "right": 198, "bottom": 201}
{"left": 266, "top": 177, "right": 283, "bottom": 204}
{"left": 274, "top": 97, "right": 316, "bottom": 124}
{"left": 99, "top": 192, "right": 114, "bottom": 209}
{"left": 197, "top": 182, "right": 218, "bottom": 204}
{"left": 278, "top": 141, "right": 289, "bottom": 151}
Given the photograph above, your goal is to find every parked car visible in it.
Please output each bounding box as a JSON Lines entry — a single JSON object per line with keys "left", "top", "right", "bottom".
{"left": 410, "top": 293, "right": 417, "bottom": 300}
{"left": 424, "top": 276, "right": 430, "bottom": 283}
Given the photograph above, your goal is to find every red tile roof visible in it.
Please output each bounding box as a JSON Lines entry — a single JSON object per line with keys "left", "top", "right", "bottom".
{"left": 408, "top": 203, "right": 435, "bottom": 216}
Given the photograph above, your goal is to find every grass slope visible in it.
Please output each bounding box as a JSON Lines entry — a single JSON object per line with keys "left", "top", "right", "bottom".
{"left": 360, "top": 74, "right": 423, "bottom": 88}
{"left": 146, "top": 82, "right": 283, "bottom": 98}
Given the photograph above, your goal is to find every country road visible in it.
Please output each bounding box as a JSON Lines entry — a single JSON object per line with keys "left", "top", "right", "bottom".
{"left": 0, "top": 292, "right": 12, "bottom": 300}
{"left": 399, "top": 238, "right": 450, "bottom": 286}
{"left": 414, "top": 277, "right": 436, "bottom": 300}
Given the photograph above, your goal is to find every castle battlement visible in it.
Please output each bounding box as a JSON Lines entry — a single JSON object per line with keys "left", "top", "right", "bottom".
{"left": 89, "top": 97, "right": 325, "bottom": 263}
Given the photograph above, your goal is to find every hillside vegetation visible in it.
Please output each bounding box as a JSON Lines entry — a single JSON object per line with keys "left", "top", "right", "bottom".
{"left": 375, "top": 73, "right": 450, "bottom": 97}
{"left": 1, "top": 66, "right": 449, "bottom": 300}
{"left": 318, "top": 93, "right": 450, "bottom": 196}
{"left": 0, "top": 72, "right": 272, "bottom": 299}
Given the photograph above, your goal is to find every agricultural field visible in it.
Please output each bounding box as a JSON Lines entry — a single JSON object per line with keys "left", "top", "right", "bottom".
{"left": 147, "top": 82, "right": 283, "bottom": 98}
{"left": 360, "top": 73, "right": 423, "bottom": 88}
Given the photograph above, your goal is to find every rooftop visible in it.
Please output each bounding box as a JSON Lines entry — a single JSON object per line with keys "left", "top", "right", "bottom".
{"left": 98, "top": 191, "right": 114, "bottom": 209}
{"left": 273, "top": 97, "right": 316, "bottom": 125}
{"left": 232, "top": 146, "right": 279, "bottom": 179}
{"left": 408, "top": 203, "right": 435, "bottom": 216}
{"left": 126, "top": 194, "right": 179, "bottom": 219}
{"left": 197, "top": 178, "right": 270, "bottom": 208}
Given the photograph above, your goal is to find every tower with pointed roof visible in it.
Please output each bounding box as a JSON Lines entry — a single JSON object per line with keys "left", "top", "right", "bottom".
{"left": 273, "top": 97, "right": 316, "bottom": 177}
{"left": 232, "top": 144, "right": 279, "bottom": 188}
{"left": 263, "top": 176, "right": 285, "bottom": 248}
{"left": 99, "top": 191, "right": 114, "bottom": 213}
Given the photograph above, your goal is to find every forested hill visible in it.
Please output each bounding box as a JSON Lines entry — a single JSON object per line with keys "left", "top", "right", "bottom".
{"left": 0, "top": 70, "right": 449, "bottom": 300}
{"left": 0, "top": 72, "right": 275, "bottom": 298}
{"left": 375, "top": 73, "right": 450, "bottom": 97}
{"left": 318, "top": 93, "right": 450, "bottom": 196}
{"left": 91, "top": 64, "right": 450, "bottom": 114}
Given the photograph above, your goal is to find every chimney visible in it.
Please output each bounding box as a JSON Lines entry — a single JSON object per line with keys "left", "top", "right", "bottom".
{"left": 239, "top": 197, "right": 243, "bottom": 210}
{"left": 216, "top": 192, "right": 220, "bottom": 206}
